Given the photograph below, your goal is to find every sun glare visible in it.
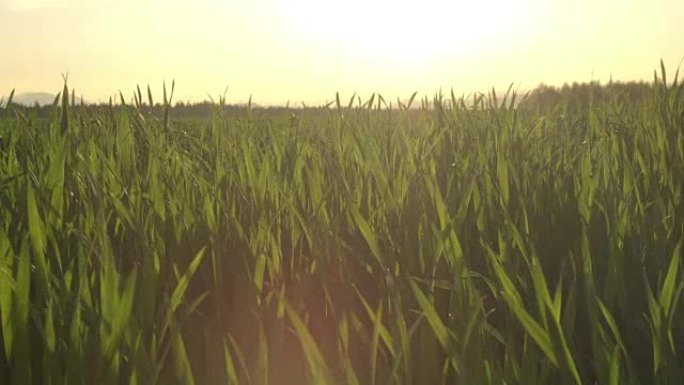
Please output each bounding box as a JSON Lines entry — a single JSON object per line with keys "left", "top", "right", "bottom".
{"left": 281, "top": 0, "right": 537, "bottom": 64}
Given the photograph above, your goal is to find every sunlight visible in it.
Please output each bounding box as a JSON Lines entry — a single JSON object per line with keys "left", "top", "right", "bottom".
{"left": 5, "top": 0, "right": 68, "bottom": 11}
{"left": 281, "top": 0, "right": 537, "bottom": 63}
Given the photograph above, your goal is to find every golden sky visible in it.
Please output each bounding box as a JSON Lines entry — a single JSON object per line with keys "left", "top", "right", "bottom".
{"left": 1, "top": 0, "right": 682, "bottom": 105}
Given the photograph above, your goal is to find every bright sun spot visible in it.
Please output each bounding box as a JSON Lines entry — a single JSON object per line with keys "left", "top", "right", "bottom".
{"left": 281, "top": 0, "right": 536, "bottom": 64}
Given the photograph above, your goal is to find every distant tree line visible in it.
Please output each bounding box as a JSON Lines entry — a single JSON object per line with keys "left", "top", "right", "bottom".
{"left": 3, "top": 80, "right": 664, "bottom": 121}
{"left": 520, "top": 80, "right": 655, "bottom": 112}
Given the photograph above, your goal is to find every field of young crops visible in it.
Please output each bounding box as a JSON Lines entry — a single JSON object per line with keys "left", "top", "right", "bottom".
{"left": 1, "top": 66, "right": 683, "bottom": 385}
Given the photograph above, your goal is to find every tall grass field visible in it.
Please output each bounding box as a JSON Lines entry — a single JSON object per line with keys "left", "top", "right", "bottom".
{"left": 1, "top": 64, "right": 683, "bottom": 384}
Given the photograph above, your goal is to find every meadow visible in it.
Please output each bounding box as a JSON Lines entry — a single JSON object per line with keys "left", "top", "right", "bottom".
{"left": 0, "top": 64, "right": 683, "bottom": 384}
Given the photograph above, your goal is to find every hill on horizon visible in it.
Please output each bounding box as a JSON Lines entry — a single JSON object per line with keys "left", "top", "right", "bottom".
{"left": 3, "top": 92, "right": 56, "bottom": 106}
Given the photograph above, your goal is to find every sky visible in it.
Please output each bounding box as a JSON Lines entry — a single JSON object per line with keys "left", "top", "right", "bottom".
{"left": 0, "top": 0, "right": 682, "bottom": 105}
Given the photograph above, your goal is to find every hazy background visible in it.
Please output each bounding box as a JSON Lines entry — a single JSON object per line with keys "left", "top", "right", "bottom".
{"left": 1, "top": 0, "right": 682, "bottom": 105}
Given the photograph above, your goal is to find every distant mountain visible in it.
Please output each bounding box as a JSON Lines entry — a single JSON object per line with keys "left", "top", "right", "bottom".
{"left": 8, "top": 92, "right": 57, "bottom": 106}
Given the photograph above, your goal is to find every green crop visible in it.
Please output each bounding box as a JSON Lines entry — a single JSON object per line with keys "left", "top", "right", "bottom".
{"left": 0, "top": 62, "right": 683, "bottom": 384}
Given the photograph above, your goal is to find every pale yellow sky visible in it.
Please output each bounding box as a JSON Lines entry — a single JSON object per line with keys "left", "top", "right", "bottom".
{"left": 1, "top": 0, "right": 682, "bottom": 105}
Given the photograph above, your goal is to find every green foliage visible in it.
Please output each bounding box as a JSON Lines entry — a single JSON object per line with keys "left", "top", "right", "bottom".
{"left": 0, "top": 67, "right": 683, "bottom": 384}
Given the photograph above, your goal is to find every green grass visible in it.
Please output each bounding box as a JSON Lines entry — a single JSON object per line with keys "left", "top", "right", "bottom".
{"left": 0, "top": 63, "right": 683, "bottom": 384}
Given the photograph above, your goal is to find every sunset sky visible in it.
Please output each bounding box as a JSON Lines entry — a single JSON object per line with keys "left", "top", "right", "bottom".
{"left": 1, "top": 0, "right": 682, "bottom": 105}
